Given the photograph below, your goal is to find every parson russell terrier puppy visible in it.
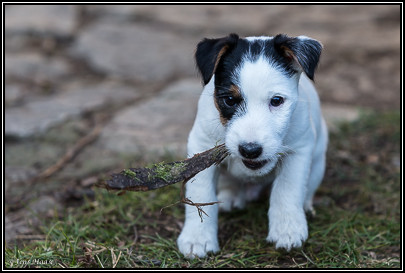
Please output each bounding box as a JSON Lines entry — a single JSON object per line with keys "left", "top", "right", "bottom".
{"left": 177, "top": 33, "right": 328, "bottom": 258}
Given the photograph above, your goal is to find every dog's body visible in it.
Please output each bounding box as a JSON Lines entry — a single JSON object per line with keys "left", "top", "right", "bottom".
{"left": 177, "top": 34, "right": 328, "bottom": 258}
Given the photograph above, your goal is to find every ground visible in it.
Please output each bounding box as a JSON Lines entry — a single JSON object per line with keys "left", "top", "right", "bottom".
{"left": 4, "top": 4, "right": 401, "bottom": 269}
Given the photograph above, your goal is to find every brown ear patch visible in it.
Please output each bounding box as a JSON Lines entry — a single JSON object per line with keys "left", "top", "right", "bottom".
{"left": 213, "top": 45, "right": 230, "bottom": 75}
{"left": 280, "top": 45, "right": 301, "bottom": 71}
{"left": 273, "top": 34, "right": 322, "bottom": 80}
{"left": 280, "top": 45, "right": 295, "bottom": 61}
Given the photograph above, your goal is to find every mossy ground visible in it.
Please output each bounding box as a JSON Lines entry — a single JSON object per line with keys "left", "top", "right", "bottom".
{"left": 5, "top": 111, "right": 400, "bottom": 268}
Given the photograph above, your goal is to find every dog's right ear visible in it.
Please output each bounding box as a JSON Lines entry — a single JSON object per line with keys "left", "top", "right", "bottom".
{"left": 273, "top": 34, "right": 322, "bottom": 81}
{"left": 195, "top": 33, "right": 239, "bottom": 85}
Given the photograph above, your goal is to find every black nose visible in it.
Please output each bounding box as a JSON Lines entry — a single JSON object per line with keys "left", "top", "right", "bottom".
{"left": 238, "top": 142, "right": 263, "bottom": 159}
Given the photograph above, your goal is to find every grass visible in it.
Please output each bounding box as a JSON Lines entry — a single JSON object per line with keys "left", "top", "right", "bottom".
{"left": 4, "top": 110, "right": 401, "bottom": 268}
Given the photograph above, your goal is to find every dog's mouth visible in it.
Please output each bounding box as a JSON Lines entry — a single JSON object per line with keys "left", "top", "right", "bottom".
{"left": 242, "top": 159, "right": 268, "bottom": 170}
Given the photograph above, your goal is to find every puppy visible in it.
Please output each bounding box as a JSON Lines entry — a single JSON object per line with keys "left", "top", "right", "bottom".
{"left": 177, "top": 33, "right": 328, "bottom": 258}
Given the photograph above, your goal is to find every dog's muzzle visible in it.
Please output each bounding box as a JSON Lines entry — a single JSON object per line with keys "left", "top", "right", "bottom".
{"left": 242, "top": 159, "right": 269, "bottom": 170}
{"left": 239, "top": 142, "right": 268, "bottom": 170}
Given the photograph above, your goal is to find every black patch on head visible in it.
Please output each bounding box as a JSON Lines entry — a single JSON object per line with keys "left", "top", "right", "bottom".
{"left": 213, "top": 39, "right": 249, "bottom": 123}
{"left": 195, "top": 33, "right": 239, "bottom": 85}
{"left": 195, "top": 33, "right": 322, "bottom": 123}
{"left": 273, "top": 34, "right": 323, "bottom": 80}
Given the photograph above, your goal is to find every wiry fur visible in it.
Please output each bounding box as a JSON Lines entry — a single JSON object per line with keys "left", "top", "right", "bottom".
{"left": 177, "top": 34, "right": 328, "bottom": 258}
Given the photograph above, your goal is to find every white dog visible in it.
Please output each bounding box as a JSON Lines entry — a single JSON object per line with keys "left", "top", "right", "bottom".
{"left": 177, "top": 33, "right": 328, "bottom": 258}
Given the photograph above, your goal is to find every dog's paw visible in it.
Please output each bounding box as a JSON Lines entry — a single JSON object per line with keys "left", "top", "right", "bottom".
{"left": 177, "top": 228, "right": 219, "bottom": 258}
{"left": 266, "top": 210, "right": 308, "bottom": 251}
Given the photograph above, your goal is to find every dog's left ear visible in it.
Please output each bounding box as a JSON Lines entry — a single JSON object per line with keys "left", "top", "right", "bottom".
{"left": 195, "top": 33, "right": 239, "bottom": 85}
{"left": 274, "top": 34, "right": 323, "bottom": 80}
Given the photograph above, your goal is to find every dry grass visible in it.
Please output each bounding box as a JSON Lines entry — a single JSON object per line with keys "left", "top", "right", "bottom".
{"left": 5, "top": 111, "right": 400, "bottom": 268}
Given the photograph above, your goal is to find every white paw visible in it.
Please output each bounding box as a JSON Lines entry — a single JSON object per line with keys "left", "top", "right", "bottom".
{"left": 177, "top": 227, "right": 219, "bottom": 258}
{"left": 266, "top": 209, "right": 308, "bottom": 251}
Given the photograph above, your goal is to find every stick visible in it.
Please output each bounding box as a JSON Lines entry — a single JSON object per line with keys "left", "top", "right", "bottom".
{"left": 97, "top": 144, "right": 229, "bottom": 192}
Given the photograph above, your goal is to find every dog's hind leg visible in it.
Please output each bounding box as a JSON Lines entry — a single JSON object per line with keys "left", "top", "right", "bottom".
{"left": 304, "top": 158, "right": 325, "bottom": 216}
{"left": 217, "top": 173, "right": 246, "bottom": 211}
{"left": 304, "top": 120, "right": 328, "bottom": 216}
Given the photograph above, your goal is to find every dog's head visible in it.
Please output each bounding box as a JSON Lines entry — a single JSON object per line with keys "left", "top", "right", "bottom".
{"left": 195, "top": 34, "right": 322, "bottom": 176}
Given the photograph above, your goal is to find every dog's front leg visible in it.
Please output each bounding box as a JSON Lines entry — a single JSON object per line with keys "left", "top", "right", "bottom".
{"left": 266, "top": 149, "right": 312, "bottom": 251}
{"left": 177, "top": 165, "right": 220, "bottom": 258}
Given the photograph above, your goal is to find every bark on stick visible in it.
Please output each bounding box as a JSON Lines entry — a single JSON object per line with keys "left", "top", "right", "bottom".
{"left": 97, "top": 144, "right": 228, "bottom": 192}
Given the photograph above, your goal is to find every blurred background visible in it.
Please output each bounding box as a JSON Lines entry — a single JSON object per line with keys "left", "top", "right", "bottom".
{"left": 4, "top": 5, "right": 400, "bottom": 245}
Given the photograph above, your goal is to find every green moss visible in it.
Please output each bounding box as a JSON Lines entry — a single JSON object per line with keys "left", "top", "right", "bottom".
{"left": 210, "top": 144, "right": 226, "bottom": 159}
{"left": 122, "top": 169, "right": 138, "bottom": 179}
{"left": 170, "top": 161, "right": 188, "bottom": 176}
{"left": 153, "top": 161, "right": 187, "bottom": 182}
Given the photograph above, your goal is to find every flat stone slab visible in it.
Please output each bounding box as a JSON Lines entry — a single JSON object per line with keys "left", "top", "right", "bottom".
{"left": 5, "top": 5, "right": 76, "bottom": 35}
{"left": 5, "top": 81, "right": 139, "bottom": 138}
{"left": 5, "top": 52, "right": 71, "bottom": 84}
{"left": 71, "top": 21, "right": 196, "bottom": 82}
{"left": 98, "top": 78, "right": 202, "bottom": 158}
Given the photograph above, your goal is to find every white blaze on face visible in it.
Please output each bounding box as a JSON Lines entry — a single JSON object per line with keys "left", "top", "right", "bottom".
{"left": 225, "top": 55, "right": 300, "bottom": 176}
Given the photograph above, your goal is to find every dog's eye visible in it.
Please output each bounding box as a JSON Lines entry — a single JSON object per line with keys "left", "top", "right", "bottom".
{"left": 270, "top": 96, "right": 284, "bottom": 107}
{"left": 223, "top": 96, "right": 238, "bottom": 107}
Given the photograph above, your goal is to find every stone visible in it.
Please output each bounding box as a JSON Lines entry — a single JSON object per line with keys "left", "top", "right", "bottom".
{"left": 82, "top": 5, "right": 140, "bottom": 22}
{"left": 5, "top": 81, "right": 140, "bottom": 138}
{"left": 129, "top": 5, "right": 291, "bottom": 36}
{"left": 5, "top": 5, "right": 76, "bottom": 35}
{"left": 4, "top": 166, "right": 38, "bottom": 184}
{"left": 28, "top": 196, "right": 63, "bottom": 227}
{"left": 70, "top": 21, "right": 196, "bottom": 82}
{"left": 29, "top": 195, "right": 61, "bottom": 216}
{"left": 5, "top": 52, "right": 71, "bottom": 84}
{"left": 4, "top": 83, "right": 25, "bottom": 106}
{"left": 98, "top": 78, "right": 201, "bottom": 159}
{"left": 4, "top": 216, "right": 17, "bottom": 244}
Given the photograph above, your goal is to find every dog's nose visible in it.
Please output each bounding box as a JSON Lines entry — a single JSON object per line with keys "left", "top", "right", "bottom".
{"left": 238, "top": 142, "right": 263, "bottom": 159}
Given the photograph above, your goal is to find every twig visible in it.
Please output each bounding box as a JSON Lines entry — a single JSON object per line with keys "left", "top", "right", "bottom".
{"left": 111, "top": 248, "right": 122, "bottom": 268}
{"left": 133, "top": 226, "right": 138, "bottom": 245}
{"left": 159, "top": 178, "right": 221, "bottom": 222}
{"left": 34, "top": 124, "right": 103, "bottom": 182}
{"left": 6, "top": 122, "right": 104, "bottom": 211}
{"left": 179, "top": 179, "right": 221, "bottom": 222}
